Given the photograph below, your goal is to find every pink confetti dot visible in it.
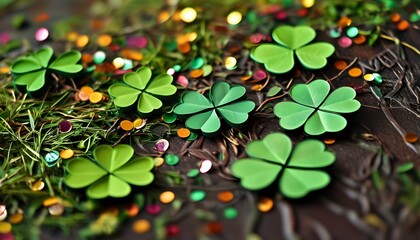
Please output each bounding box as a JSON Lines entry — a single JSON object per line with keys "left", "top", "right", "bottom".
{"left": 338, "top": 37, "right": 352, "bottom": 48}
{"left": 35, "top": 28, "right": 49, "bottom": 42}
{"left": 146, "top": 204, "right": 162, "bottom": 215}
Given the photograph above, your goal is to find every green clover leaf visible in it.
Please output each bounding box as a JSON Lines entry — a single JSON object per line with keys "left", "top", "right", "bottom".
{"left": 64, "top": 144, "right": 154, "bottom": 199}
{"left": 108, "top": 67, "right": 177, "bottom": 114}
{"left": 174, "top": 81, "right": 255, "bottom": 136}
{"left": 11, "top": 47, "right": 83, "bottom": 92}
{"left": 250, "top": 25, "right": 335, "bottom": 74}
{"left": 231, "top": 133, "right": 335, "bottom": 198}
{"left": 274, "top": 80, "right": 361, "bottom": 135}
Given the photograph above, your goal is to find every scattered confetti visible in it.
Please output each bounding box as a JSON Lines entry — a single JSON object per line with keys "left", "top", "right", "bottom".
{"left": 35, "top": 28, "right": 49, "bottom": 42}
{"left": 120, "top": 120, "right": 134, "bottom": 131}
{"left": 217, "top": 191, "right": 234, "bottom": 203}
{"left": 180, "top": 7, "right": 197, "bottom": 23}
{"left": 133, "top": 219, "right": 151, "bottom": 234}
{"left": 155, "top": 139, "right": 170, "bottom": 152}
{"left": 177, "top": 128, "right": 191, "bottom": 138}
{"left": 165, "top": 153, "right": 179, "bottom": 166}
{"left": 159, "top": 191, "right": 175, "bottom": 204}
{"left": 190, "top": 190, "right": 206, "bottom": 202}
{"left": 224, "top": 207, "right": 238, "bottom": 219}
{"left": 348, "top": 67, "right": 362, "bottom": 77}
{"left": 404, "top": 133, "right": 418, "bottom": 143}
{"left": 199, "top": 160, "right": 212, "bottom": 173}
{"left": 227, "top": 11, "right": 242, "bottom": 25}
{"left": 257, "top": 197, "right": 274, "bottom": 212}
{"left": 60, "top": 149, "right": 74, "bottom": 159}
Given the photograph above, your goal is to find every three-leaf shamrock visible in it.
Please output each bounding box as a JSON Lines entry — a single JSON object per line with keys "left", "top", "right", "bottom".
{"left": 173, "top": 81, "right": 255, "bottom": 135}
{"left": 251, "top": 25, "right": 335, "bottom": 74}
{"left": 108, "top": 67, "right": 177, "bottom": 114}
{"left": 64, "top": 144, "right": 154, "bottom": 199}
{"left": 11, "top": 47, "right": 83, "bottom": 92}
{"left": 231, "top": 133, "right": 335, "bottom": 198}
{"left": 274, "top": 80, "right": 361, "bottom": 135}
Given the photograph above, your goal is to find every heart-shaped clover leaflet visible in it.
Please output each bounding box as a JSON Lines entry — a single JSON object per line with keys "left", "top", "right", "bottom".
{"left": 108, "top": 67, "right": 177, "bottom": 114}
{"left": 65, "top": 144, "right": 154, "bottom": 199}
{"left": 174, "top": 81, "right": 255, "bottom": 136}
{"left": 250, "top": 25, "right": 335, "bottom": 74}
{"left": 274, "top": 80, "right": 361, "bottom": 135}
{"left": 231, "top": 133, "right": 335, "bottom": 198}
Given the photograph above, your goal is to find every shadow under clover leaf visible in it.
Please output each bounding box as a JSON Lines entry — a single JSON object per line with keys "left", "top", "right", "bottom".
{"left": 274, "top": 80, "right": 361, "bottom": 135}
{"left": 108, "top": 67, "right": 177, "bottom": 115}
{"left": 11, "top": 47, "right": 83, "bottom": 92}
{"left": 231, "top": 133, "right": 335, "bottom": 198}
{"left": 173, "top": 81, "right": 255, "bottom": 136}
{"left": 251, "top": 25, "right": 335, "bottom": 74}
{"left": 64, "top": 144, "right": 154, "bottom": 199}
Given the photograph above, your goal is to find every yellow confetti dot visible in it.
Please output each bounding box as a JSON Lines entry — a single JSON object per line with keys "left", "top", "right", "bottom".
{"left": 227, "top": 11, "right": 242, "bottom": 25}
{"left": 60, "top": 149, "right": 74, "bottom": 159}
{"left": 120, "top": 49, "right": 143, "bottom": 61}
{"left": 180, "top": 7, "right": 197, "bottom": 23}
{"left": 120, "top": 120, "right": 134, "bottom": 131}
{"left": 31, "top": 180, "right": 45, "bottom": 191}
{"left": 113, "top": 57, "right": 125, "bottom": 69}
{"left": 97, "top": 34, "right": 112, "bottom": 47}
{"left": 0, "top": 222, "right": 12, "bottom": 234}
{"left": 66, "top": 31, "right": 79, "bottom": 42}
{"left": 0, "top": 66, "right": 10, "bottom": 74}
{"left": 159, "top": 191, "right": 175, "bottom": 204}
{"left": 257, "top": 197, "right": 274, "bottom": 212}
{"left": 301, "top": 0, "right": 315, "bottom": 8}
{"left": 132, "top": 219, "right": 151, "bottom": 234}
{"left": 363, "top": 74, "right": 375, "bottom": 81}
{"left": 133, "top": 118, "right": 144, "bottom": 129}
{"left": 89, "top": 92, "right": 103, "bottom": 103}
{"left": 157, "top": 10, "right": 171, "bottom": 23}
{"left": 9, "top": 213, "right": 24, "bottom": 224}
{"left": 76, "top": 34, "right": 89, "bottom": 48}
{"left": 224, "top": 57, "right": 237, "bottom": 69}
{"left": 154, "top": 157, "right": 165, "bottom": 167}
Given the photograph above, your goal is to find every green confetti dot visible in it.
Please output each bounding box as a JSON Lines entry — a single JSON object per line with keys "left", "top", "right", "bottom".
{"left": 224, "top": 207, "right": 238, "bottom": 219}
{"left": 187, "top": 132, "right": 198, "bottom": 141}
{"left": 173, "top": 65, "right": 182, "bottom": 72}
{"left": 328, "top": 28, "right": 341, "bottom": 38}
{"left": 163, "top": 112, "right": 177, "bottom": 124}
{"left": 190, "top": 57, "right": 204, "bottom": 69}
{"left": 165, "top": 154, "right": 180, "bottom": 166}
{"left": 165, "top": 41, "right": 177, "bottom": 51}
{"left": 202, "top": 64, "right": 213, "bottom": 77}
{"left": 186, "top": 169, "right": 199, "bottom": 177}
{"left": 190, "top": 190, "right": 206, "bottom": 202}
{"left": 410, "top": 13, "right": 420, "bottom": 22}
{"left": 93, "top": 51, "right": 106, "bottom": 64}
{"left": 372, "top": 73, "right": 382, "bottom": 85}
{"left": 346, "top": 27, "right": 359, "bottom": 38}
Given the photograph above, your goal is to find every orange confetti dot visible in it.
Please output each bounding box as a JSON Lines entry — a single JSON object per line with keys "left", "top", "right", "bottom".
{"left": 334, "top": 60, "right": 348, "bottom": 70}
{"left": 0, "top": 66, "right": 10, "bottom": 74}
{"left": 34, "top": 12, "right": 49, "bottom": 23}
{"left": 348, "top": 67, "right": 362, "bottom": 77}
{"left": 353, "top": 35, "right": 366, "bottom": 45}
{"left": 189, "top": 69, "right": 204, "bottom": 78}
{"left": 132, "top": 219, "right": 151, "bottom": 234}
{"left": 397, "top": 20, "right": 410, "bottom": 31}
{"left": 217, "top": 191, "right": 234, "bottom": 203}
{"left": 391, "top": 13, "right": 401, "bottom": 23}
{"left": 206, "top": 221, "right": 222, "bottom": 234}
{"left": 89, "top": 92, "right": 103, "bottom": 103}
{"left": 66, "top": 31, "right": 79, "bottom": 42}
{"left": 177, "top": 128, "right": 191, "bottom": 138}
{"left": 251, "top": 84, "right": 263, "bottom": 91}
{"left": 76, "top": 34, "right": 89, "bottom": 48}
{"left": 43, "top": 197, "right": 60, "bottom": 207}
{"left": 120, "top": 49, "right": 143, "bottom": 61}
{"left": 120, "top": 120, "right": 134, "bottom": 131}
{"left": 323, "top": 138, "right": 336, "bottom": 145}
{"left": 97, "top": 34, "right": 112, "bottom": 47}
{"left": 158, "top": 10, "right": 171, "bottom": 23}
{"left": 82, "top": 53, "right": 93, "bottom": 64}
{"left": 178, "top": 42, "right": 191, "bottom": 54}
{"left": 257, "top": 197, "right": 274, "bottom": 212}
{"left": 125, "top": 204, "right": 139, "bottom": 218}
{"left": 81, "top": 86, "right": 94, "bottom": 96}
{"left": 60, "top": 149, "right": 74, "bottom": 159}
{"left": 241, "top": 75, "right": 252, "bottom": 81}
{"left": 9, "top": 213, "right": 23, "bottom": 224}
{"left": 338, "top": 16, "right": 352, "bottom": 28}
{"left": 159, "top": 191, "right": 175, "bottom": 204}
{"left": 404, "top": 133, "right": 418, "bottom": 143}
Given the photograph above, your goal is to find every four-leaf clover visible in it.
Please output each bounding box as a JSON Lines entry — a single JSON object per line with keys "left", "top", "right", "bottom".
{"left": 274, "top": 80, "right": 361, "bottom": 135}
{"left": 173, "top": 81, "right": 255, "bottom": 135}
{"left": 251, "top": 25, "right": 335, "bottom": 74}
{"left": 231, "top": 133, "right": 335, "bottom": 198}
{"left": 64, "top": 144, "right": 154, "bottom": 199}
{"left": 11, "top": 47, "right": 83, "bottom": 92}
{"left": 108, "top": 67, "right": 177, "bottom": 114}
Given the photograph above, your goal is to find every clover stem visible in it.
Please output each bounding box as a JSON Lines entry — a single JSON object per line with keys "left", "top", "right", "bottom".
{"left": 327, "top": 57, "right": 359, "bottom": 82}
{"left": 379, "top": 34, "right": 420, "bottom": 55}
{"left": 256, "top": 92, "right": 288, "bottom": 112}
{"left": 259, "top": 75, "right": 271, "bottom": 91}
{"left": 285, "top": 77, "right": 294, "bottom": 90}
